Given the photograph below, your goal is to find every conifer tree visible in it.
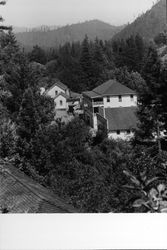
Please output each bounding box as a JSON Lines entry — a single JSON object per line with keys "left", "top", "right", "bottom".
{"left": 16, "top": 88, "right": 40, "bottom": 142}
{"left": 0, "top": 31, "right": 19, "bottom": 74}
{"left": 29, "top": 45, "right": 47, "bottom": 65}
{"left": 80, "top": 35, "right": 94, "bottom": 89}
{"left": 158, "top": 60, "right": 167, "bottom": 132}
{"left": 136, "top": 45, "right": 162, "bottom": 141}
{"left": 92, "top": 38, "right": 105, "bottom": 76}
{"left": 4, "top": 53, "right": 34, "bottom": 116}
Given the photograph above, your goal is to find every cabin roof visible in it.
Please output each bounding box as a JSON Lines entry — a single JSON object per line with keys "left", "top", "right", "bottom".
{"left": 0, "top": 161, "right": 77, "bottom": 213}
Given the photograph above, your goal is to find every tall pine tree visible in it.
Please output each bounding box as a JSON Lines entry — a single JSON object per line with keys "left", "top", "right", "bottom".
{"left": 16, "top": 88, "right": 40, "bottom": 142}
{"left": 80, "top": 35, "right": 95, "bottom": 90}
{"left": 135, "top": 44, "right": 162, "bottom": 141}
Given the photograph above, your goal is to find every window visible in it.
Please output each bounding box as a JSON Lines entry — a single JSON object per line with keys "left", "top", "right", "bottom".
{"left": 130, "top": 95, "right": 134, "bottom": 101}
{"left": 127, "top": 130, "right": 131, "bottom": 134}
{"left": 60, "top": 100, "right": 63, "bottom": 106}
{"left": 118, "top": 95, "right": 122, "bottom": 102}
{"left": 107, "top": 97, "right": 110, "bottom": 103}
{"left": 55, "top": 90, "right": 58, "bottom": 96}
{"left": 117, "top": 130, "right": 120, "bottom": 135}
{"left": 94, "top": 107, "right": 99, "bottom": 113}
{"left": 93, "top": 98, "right": 103, "bottom": 103}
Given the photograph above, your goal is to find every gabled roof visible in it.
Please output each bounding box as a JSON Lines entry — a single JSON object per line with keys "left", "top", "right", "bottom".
{"left": 45, "top": 80, "right": 68, "bottom": 94}
{"left": 83, "top": 79, "right": 136, "bottom": 98}
{"left": 105, "top": 107, "right": 138, "bottom": 131}
{"left": 54, "top": 92, "right": 69, "bottom": 100}
{"left": 0, "top": 161, "right": 76, "bottom": 213}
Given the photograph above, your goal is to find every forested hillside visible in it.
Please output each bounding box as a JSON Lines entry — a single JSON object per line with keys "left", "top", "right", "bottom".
{"left": 113, "top": 0, "right": 166, "bottom": 41}
{"left": 1, "top": 1, "right": 167, "bottom": 213}
{"left": 15, "top": 20, "right": 123, "bottom": 50}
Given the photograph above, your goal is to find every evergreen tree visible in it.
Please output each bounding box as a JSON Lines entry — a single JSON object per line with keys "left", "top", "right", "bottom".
{"left": 0, "top": 31, "right": 19, "bottom": 74}
{"left": 80, "top": 35, "right": 95, "bottom": 89}
{"left": 158, "top": 60, "right": 167, "bottom": 132}
{"left": 16, "top": 88, "right": 40, "bottom": 142}
{"left": 154, "top": 31, "right": 167, "bottom": 46}
{"left": 92, "top": 38, "right": 106, "bottom": 83}
{"left": 135, "top": 45, "right": 162, "bottom": 141}
{"left": 3, "top": 50, "right": 42, "bottom": 119}
{"left": 108, "top": 66, "right": 146, "bottom": 91}
{"left": 112, "top": 35, "right": 146, "bottom": 72}
{"left": 29, "top": 45, "right": 47, "bottom": 65}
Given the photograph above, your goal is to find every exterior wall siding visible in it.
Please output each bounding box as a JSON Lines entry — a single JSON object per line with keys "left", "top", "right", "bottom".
{"left": 103, "top": 95, "right": 137, "bottom": 108}
{"left": 47, "top": 86, "right": 66, "bottom": 99}
{"left": 54, "top": 95, "right": 68, "bottom": 110}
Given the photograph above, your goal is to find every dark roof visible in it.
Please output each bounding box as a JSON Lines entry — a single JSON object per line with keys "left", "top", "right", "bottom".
{"left": 46, "top": 80, "right": 68, "bottom": 94}
{"left": 83, "top": 80, "right": 136, "bottom": 98}
{"left": 83, "top": 91, "right": 100, "bottom": 98}
{"left": 105, "top": 107, "right": 138, "bottom": 131}
{"left": 0, "top": 161, "right": 77, "bottom": 213}
{"left": 93, "top": 80, "right": 136, "bottom": 96}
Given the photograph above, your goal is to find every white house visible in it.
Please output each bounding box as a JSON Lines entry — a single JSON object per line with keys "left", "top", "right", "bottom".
{"left": 54, "top": 92, "right": 69, "bottom": 110}
{"left": 43, "top": 79, "right": 82, "bottom": 122}
{"left": 45, "top": 80, "right": 70, "bottom": 100}
{"left": 83, "top": 79, "right": 138, "bottom": 140}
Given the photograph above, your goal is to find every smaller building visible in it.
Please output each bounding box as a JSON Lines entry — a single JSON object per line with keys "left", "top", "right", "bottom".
{"left": 42, "top": 79, "right": 82, "bottom": 122}
{"left": 45, "top": 80, "right": 70, "bottom": 99}
{"left": 54, "top": 92, "right": 69, "bottom": 110}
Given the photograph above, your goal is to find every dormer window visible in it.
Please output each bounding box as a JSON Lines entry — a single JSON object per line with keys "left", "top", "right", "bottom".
{"left": 118, "top": 95, "right": 122, "bottom": 102}
{"left": 55, "top": 90, "right": 58, "bottom": 96}
{"left": 60, "top": 100, "right": 63, "bottom": 106}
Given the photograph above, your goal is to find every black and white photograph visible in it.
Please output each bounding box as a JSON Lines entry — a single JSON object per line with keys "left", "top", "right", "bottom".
{"left": 1, "top": 0, "right": 167, "bottom": 216}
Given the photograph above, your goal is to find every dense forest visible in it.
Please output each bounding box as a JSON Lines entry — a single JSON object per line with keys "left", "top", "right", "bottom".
{"left": 26, "top": 34, "right": 147, "bottom": 93}
{"left": 15, "top": 0, "right": 167, "bottom": 50}
{"left": 1, "top": 1, "right": 167, "bottom": 213}
{"left": 113, "top": 0, "right": 166, "bottom": 41}
{"left": 15, "top": 20, "right": 123, "bottom": 50}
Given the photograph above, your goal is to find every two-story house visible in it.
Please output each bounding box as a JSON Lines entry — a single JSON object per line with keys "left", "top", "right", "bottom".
{"left": 43, "top": 79, "right": 82, "bottom": 121}
{"left": 83, "top": 79, "right": 138, "bottom": 139}
{"left": 45, "top": 80, "right": 70, "bottom": 110}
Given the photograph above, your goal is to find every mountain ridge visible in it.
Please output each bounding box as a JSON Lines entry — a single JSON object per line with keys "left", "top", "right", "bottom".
{"left": 15, "top": 19, "right": 124, "bottom": 50}
{"left": 113, "top": 0, "right": 166, "bottom": 41}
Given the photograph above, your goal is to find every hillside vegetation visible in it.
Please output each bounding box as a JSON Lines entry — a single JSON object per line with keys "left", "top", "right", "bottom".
{"left": 15, "top": 20, "right": 123, "bottom": 50}
{"left": 114, "top": 0, "right": 167, "bottom": 41}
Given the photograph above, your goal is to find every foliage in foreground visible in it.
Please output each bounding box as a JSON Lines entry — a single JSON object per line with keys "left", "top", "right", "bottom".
{"left": 1, "top": 29, "right": 167, "bottom": 213}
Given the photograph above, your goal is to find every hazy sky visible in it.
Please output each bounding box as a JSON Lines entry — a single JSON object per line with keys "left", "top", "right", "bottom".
{"left": 1, "top": 0, "right": 155, "bottom": 27}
